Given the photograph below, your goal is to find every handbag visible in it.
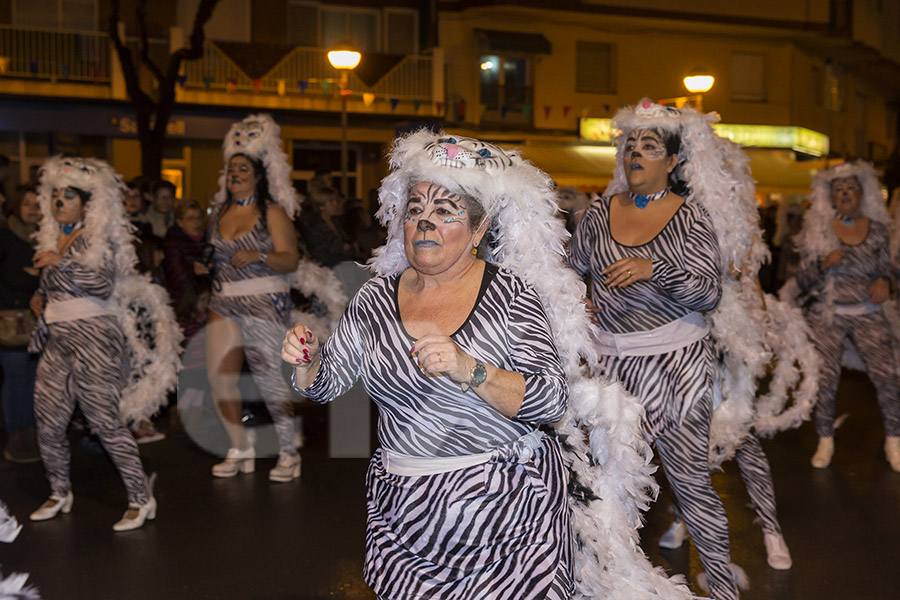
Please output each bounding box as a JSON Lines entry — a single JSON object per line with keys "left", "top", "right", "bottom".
{"left": 0, "top": 309, "right": 38, "bottom": 348}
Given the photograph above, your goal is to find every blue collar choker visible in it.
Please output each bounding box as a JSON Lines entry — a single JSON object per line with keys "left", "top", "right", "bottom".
{"left": 235, "top": 195, "right": 256, "bottom": 207}
{"left": 629, "top": 188, "right": 669, "bottom": 209}
{"left": 61, "top": 221, "right": 83, "bottom": 235}
{"left": 841, "top": 214, "right": 861, "bottom": 226}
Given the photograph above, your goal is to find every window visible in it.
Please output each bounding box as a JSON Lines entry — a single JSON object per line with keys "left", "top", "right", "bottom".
{"left": 731, "top": 52, "right": 766, "bottom": 102}
{"left": 286, "top": 3, "right": 417, "bottom": 54}
{"left": 13, "top": 0, "right": 98, "bottom": 30}
{"left": 322, "top": 7, "right": 378, "bottom": 53}
{"left": 384, "top": 8, "right": 417, "bottom": 55}
{"left": 287, "top": 1, "right": 319, "bottom": 47}
{"left": 479, "top": 54, "right": 532, "bottom": 111}
{"left": 575, "top": 41, "right": 616, "bottom": 94}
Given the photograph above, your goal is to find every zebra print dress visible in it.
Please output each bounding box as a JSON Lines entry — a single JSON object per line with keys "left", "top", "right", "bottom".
{"left": 294, "top": 264, "right": 574, "bottom": 599}
{"left": 33, "top": 236, "right": 149, "bottom": 505}
{"left": 208, "top": 204, "right": 297, "bottom": 453}
{"left": 797, "top": 220, "right": 900, "bottom": 437}
{"left": 568, "top": 197, "right": 722, "bottom": 439}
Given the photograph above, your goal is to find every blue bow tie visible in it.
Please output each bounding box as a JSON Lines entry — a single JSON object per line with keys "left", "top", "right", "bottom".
{"left": 633, "top": 195, "right": 650, "bottom": 209}
{"left": 62, "top": 223, "right": 80, "bottom": 234}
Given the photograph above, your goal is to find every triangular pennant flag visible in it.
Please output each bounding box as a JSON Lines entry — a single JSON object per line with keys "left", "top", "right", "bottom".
{"left": 176, "top": 74, "right": 187, "bottom": 89}
{"left": 362, "top": 93, "right": 376, "bottom": 106}
{"left": 298, "top": 79, "right": 308, "bottom": 93}
{"left": 0, "top": 57, "right": 8, "bottom": 74}
{"left": 543, "top": 105, "right": 552, "bottom": 119}
{"left": 227, "top": 78, "right": 237, "bottom": 92}
{"left": 603, "top": 104, "right": 611, "bottom": 113}
{"left": 321, "top": 80, "right": 331, "bottom": 94}
{"left": 435, "top": 101, "right": 445, "bottom": 114}
{"left": 522, "top": 105, "right": 532, "bottom": 118}
{"left": 277, "top": 79, "right": 286, "bottom": 96}
{"left": 60, "top": 64, "right": 70, "bottom": 79}
{"left": 92, "top": 67, "right": 102, "bottom": 83}
{"left": 203, "top": 75, "right": 213, "bottom": 89}
{"left": 413, "top": 99, "right": 422, "bottom": 112}
{"left": 390, "top": 98, "right": 400, "bottom": 111}
{"left": 29, "top": 61, "right": 38, "bottom": 75}
{"left": 500, "top": 105, "right": 509, "bottom": 119}
{"left": 456, "top": 101, "right": 466, "bottom": 121}
{"left": 253, "top": 78, "right": 263, "bottom": 93}
{"left": 563, "top": 106, "right": 571, "bottom": 118}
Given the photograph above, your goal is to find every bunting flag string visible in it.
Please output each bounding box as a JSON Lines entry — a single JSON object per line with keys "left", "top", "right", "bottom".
{"left": 413, "top": 99, "right": 422, "bottom": 113}
{"left": 203, "top": 75, "right": 213, "bottom": 89}
{"left": 389, "top": 98, "right": 400, "bottom": 111}
{"left": 0, "top": 56, "right": 8, "bottom": 74}
{"left": 253, "top": 78, "right": 263, "bottom": 93}
{"left": 226, "top": 78, "right": 237, "bottom": 93}
{"left": 29, "top": 61, "right": 38, "bottom": 75}
{"left": 176, "top": 74, "right": 187, "bottom": 89}
{"left": 298, "top": 79, "right": 308, "bottom": 93}
{"left": 522, "top": 104, "right": 532, "bottom": 119}
{"left": 455, "top": 100, "right": 466, "bottom": 121}
{"left": 500, "top": 105, "right": 509, "bottom": 119}
{"left": 92, "top": 67, "right": 102, "bottom": 83}
{"left": 435, "top": 101, "right": 445, "bottom": 114}
{"left": 362, "top": 93, "right": 376, "bottom": 107}
{"left": 563, "top": 105, "right": 571, "bottom": 118}
{"left": 543, "top": 105, "right": 552, "bottom": 119}
{"left": 60, "top": 64, "right": 70, "bottom": 79}
{"left": 277, "top": 79, "right": 286, "bottom": 96}
{"left": 321, "top": 79, "right": 331, "bottom": 94}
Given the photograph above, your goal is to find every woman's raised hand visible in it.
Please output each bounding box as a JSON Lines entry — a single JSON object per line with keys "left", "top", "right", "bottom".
{"left": 822, "top": 250, "right": 844, "bottom": 269}
{"left": 412, "top": 334, "right": 474, "bottom": 384}
{"left": 232, "top": 249, "right": 262, "bottom": 269}
{"left": 602, "top": 256, "right": 652, "bottom": 288}
{"left": 33, "top": 251, "right": 62, "bottom": 269}
{"left": 282, "top": 323, "right": 319, "bottom": 367}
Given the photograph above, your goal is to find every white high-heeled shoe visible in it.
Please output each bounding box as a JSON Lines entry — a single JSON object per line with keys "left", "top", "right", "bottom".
{"left": 29, "top": 491, "right": 73, "bottom": 521}
{"left": 212, "top": 447, "right": 255, "bottom": 477}
{"left": 763, "top": 532, "right": 792, "bottom": 569}
{"left": 658, "top": 520, "right": 688, "bottom": 549}
{"left": 810, "top": 437, "right": 834, "bottom": 468}
{"left": 112, "top": 497, "right": 157, "bottom": 532}
{"left": 885, "top": 437, "right": 900, "bottom": 472}
{"left": 269, "top": 452, "right": 301, "bottom": 482}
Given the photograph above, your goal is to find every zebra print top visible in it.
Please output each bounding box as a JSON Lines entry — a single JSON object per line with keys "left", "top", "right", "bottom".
{"left": 568, "top": 197, "right": 722, "bottom": 334}
{"left": 208, "top": 203, "right": 293, "bottom": 320}
{"left": 295, "top": 264, "right": 568, "bottom": 457}
{"left": 797, "top": 220, "right": 894, "bottom": 305}
{"left": 39, "top": 235, "right": 115, "bottom": 304}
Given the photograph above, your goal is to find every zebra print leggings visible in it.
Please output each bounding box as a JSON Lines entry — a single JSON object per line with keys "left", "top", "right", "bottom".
{"left": 808, "top": 310, "right": 900, "bottom": 438}
{"left": 654, "top": 390, "right": 737, "bottom": 600}
{"left": 672, "top": 434, "right": 782, "bottom": 536}
{"left": 33, "top": 317, "right": 149, "bottom": 505}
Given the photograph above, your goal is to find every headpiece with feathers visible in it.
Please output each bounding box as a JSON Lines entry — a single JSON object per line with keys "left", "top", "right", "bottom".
{"left": 371, "top": 130, "right": 693, "bottom": 599}
{"left": 33, "top": 156, "right": 182, "bottom": 424}
{"left": 214, "top": 113, "right": 301, "bottom": 219}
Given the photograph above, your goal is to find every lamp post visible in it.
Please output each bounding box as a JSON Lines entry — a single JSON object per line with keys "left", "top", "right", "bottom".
{"left": 327, "top": 43, "right": 361, "bottom": 199}
{"left": 682, "top": 68, "right": 715, "bottom": 111}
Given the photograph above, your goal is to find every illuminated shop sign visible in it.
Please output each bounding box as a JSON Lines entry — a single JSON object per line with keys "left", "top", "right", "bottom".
{"left": 579, "top": 118, "right": 829, "bottom": 156}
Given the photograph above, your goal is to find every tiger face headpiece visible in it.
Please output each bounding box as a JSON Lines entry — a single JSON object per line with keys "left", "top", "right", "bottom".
{"left": 34, "top": 156, "right": 136, "bottom": 272}
{"left": 370, "top": 130, "right": 565, "bottom": 278}
{"left": 215, "top": 113, "right": 301, "bottom": 219}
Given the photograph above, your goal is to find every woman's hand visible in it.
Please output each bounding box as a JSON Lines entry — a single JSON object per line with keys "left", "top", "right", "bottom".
{"left": 193, "top": 261, "right": 210, "bottom": 275}
{"left": 822, "top": 250, "right": 844, "bottom": 269}
{"left": 869, "top": 278, "right": 890, "bottom": 304}
{"left": 602, "top": 256, "right": 652, "bottom": 288}
{"left": 412, "top": 334, "right": 474, "bottom": 383}
{"left": 33, "top": 252, "right": 62, "bottom": 269}
{"left": 282, "top": 323, "right": 318, "bottom": 367}
{"left": 29, "top": 293, "right": 44, "bottom": 318}
{"left": 584, "top": 296, "right": 600, "bottom": 326}
{"left": 231, "top": 249, "right": 262, "bottom": 269}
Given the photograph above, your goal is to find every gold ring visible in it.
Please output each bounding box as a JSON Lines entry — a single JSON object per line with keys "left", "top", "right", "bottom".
{"left": 437, "top": 354, "right": 442, "bottom": 362}
{"left": 627, "top": 269, "right": 632, "bottom": 276}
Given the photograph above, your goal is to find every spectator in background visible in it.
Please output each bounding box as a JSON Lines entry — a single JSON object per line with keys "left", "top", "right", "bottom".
{"left": 298, "top": 186, "right": 353, "bottom": 267}
{"left": 342, "top": 197, "right": 385, "bottom": 262}
{"left": 124, "top": 179, "right": 162, "bottom": 277}
{"left": 0, "top": 154, "right": 10, "bottom": 228}
{"left": 143, "top": 180, "right": 177, "bottom": 239}
{"left": 0, "top": 185, "right": 41, "bottom": 463}
{"left": 162, "top": 200, "right": 211, "bottom": 334}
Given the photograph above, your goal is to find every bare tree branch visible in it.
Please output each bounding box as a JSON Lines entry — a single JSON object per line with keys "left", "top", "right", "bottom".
{"left": 137, "top": 0, "right": 165, "bottom": 84}
{"left": 108, "top": 0, "right": 152, "bottom": 113}
{"left": 165, "top": 0, "right": 220, "bottom": 81}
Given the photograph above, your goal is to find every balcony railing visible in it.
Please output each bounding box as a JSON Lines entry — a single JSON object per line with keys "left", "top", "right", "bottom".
{"left": 0, "top": 24, "right": 110, "bottom": 83}
{"left": 183, "top": 41, "right": 433, "bottom": 102}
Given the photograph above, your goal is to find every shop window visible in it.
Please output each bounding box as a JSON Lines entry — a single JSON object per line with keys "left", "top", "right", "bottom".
{"left": 731, "top": 52, "right": 766, "bottom": 102}
{"left": 575, "top": 41, "right": 616, "bottom": 94}
{"left": 13, "top": 0, "right": 97, "bottom": 31}
{"left": 479, "top": 55, "right": 532, "bottom": 112}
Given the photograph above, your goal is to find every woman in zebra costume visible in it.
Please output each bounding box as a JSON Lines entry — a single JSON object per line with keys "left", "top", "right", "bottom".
{"left": 794, "top": 160, "right": 900, "bottom": 471}
{"left": 28, "top": 156, "right": 179, "bottom": 532}
{"left": 207, "top": 114, "right": 303, "bottom": 481}
{"left": 283, "top": 132, "right": 704, "bottom": 599}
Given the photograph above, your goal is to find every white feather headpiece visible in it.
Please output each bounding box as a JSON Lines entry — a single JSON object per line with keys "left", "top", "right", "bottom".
{"left": 35, "top": 156, "right": 137, "bottom": 274}
{"left": 795, "top": 160, "right": 888, "bottom": 267}
{"left": 370, "top": 130, "right": 694, "bottom": 598}
{"left": 214, "top": 113, "right": 302, "bottom": 219}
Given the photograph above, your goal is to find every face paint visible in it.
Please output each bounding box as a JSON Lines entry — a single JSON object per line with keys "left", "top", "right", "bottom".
{"left": 624, "top": 129, "right": 667, "bottom": 166}
{"left": 405, "top": 183, "right": 470, "bottom": 239}
{"left": 830, "top": 176, "right": 862, "bottom": 217}
{"left": 51, "top": 187, "right": 84, "bottom": 226}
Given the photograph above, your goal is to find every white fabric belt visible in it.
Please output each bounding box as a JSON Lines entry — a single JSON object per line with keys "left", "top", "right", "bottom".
{"left": 832, "top": 302, "right": 880, "bottom": 316}
{"left": 44, "top": 297, "right": 114, "bottom": 324}
{"left": 216, "top": 276, "right": 289, "bottom": 297}
{"left": 383, "top": 430, "right": 545, "bottom": 477}
{"left": 595, "top": 311, "right": 709, "bottom": 357}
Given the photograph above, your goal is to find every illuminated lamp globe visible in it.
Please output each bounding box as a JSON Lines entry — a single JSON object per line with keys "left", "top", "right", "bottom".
{"left": 683, "top": 73, "right": 714, "bottom": 94}
{"left": 328, "top": 44, "right": 361, "bottom": 70}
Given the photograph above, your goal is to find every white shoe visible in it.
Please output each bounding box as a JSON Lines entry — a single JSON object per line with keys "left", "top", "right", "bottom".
{"left": 29, "top": 491, "right": 73, "bottom": 521}
{"left": 269, "top": 452, "right": 301, "bottom": 482}
{"left": 658, "top": 520, "right": 688, "bottom": 549}
{"left": 764, "top": 532, "right": 792, "bottom": 569}
{"left": 112, "top": 497, "right": 157, "bottom": 532}
{"left": 885, "top": 437, "right": 900, "bottom": 473}
{"left": 811, "top": 437, "right": 834, "bottom": 468}
{"left": 212, "top": 447, "right": 255, "bottom": 477}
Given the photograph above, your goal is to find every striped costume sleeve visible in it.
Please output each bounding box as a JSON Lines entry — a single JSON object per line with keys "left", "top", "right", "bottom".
{"left": 292, "top": 287, "right": 366, "bottom": 403}
{"left": 650, "top": 212, "right": 722, "bottom": 313}
{"left": 508, "top": 285, "right": 568, "bottom": 424}
{"left": 567, "top": 201, "right": 602, "bottom": 278}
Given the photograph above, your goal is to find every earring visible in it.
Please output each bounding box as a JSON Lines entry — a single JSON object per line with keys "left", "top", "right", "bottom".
{"left": 472, "top": 247, "right": 478, "bottom": 255}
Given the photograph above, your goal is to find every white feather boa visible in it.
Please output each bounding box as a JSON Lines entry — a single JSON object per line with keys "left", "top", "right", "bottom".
{"left": 370, "top": 130, "right": 693, "bottom": 599}
{"left": 0, "top": 502, "right": 21, "bottom": 544}
{"left": 0, "top": 501, "right": 39, "bottom": 600}
{"left": 35, "top": 157, "right": 182, "bottom": 424}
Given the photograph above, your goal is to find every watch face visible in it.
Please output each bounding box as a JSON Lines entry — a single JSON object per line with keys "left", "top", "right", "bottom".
{"left": 471, "top": 360, "right": 487, "bottom": 385}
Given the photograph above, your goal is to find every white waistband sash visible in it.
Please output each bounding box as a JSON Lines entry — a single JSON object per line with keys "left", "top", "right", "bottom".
{"left": 595, "top": 311, "right": 709, "bottom": 358}
{"left": 216, "top": 275, "right": 289, "bottom": 298}
{"left": 832, "top": 301, "right": 881, "bottom": 316}
{"left": 383, "top": 430, "right": 545, "bottom": 477}
{"left": 44, "top": 297, "right": 115, "bottom": 324}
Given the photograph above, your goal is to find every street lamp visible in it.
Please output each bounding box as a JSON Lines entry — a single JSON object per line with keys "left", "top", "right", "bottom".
{"left": 683, "top": 68, "right": 715, "bottom": 111}
{"left": 327, "top": 43, "right": 361, "bottom": 199}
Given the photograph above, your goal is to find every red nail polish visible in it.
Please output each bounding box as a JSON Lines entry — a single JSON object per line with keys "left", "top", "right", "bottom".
{"left": 299, "top": 338, "right": 305, "bottom": 344}
{"left": 295, "top": 358, "right": 301, "bottom": 363}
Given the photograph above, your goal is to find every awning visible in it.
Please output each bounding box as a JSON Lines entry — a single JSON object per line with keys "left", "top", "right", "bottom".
{"left": 475, "top": 29, "right": 552, "bottom": 54}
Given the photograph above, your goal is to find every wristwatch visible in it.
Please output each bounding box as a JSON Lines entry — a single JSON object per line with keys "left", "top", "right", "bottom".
{"left": 461, "top": 359, "right": 487, "bottom": 392}
{"left": 258, "top": 252, "right": 268, "bottom": 264}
